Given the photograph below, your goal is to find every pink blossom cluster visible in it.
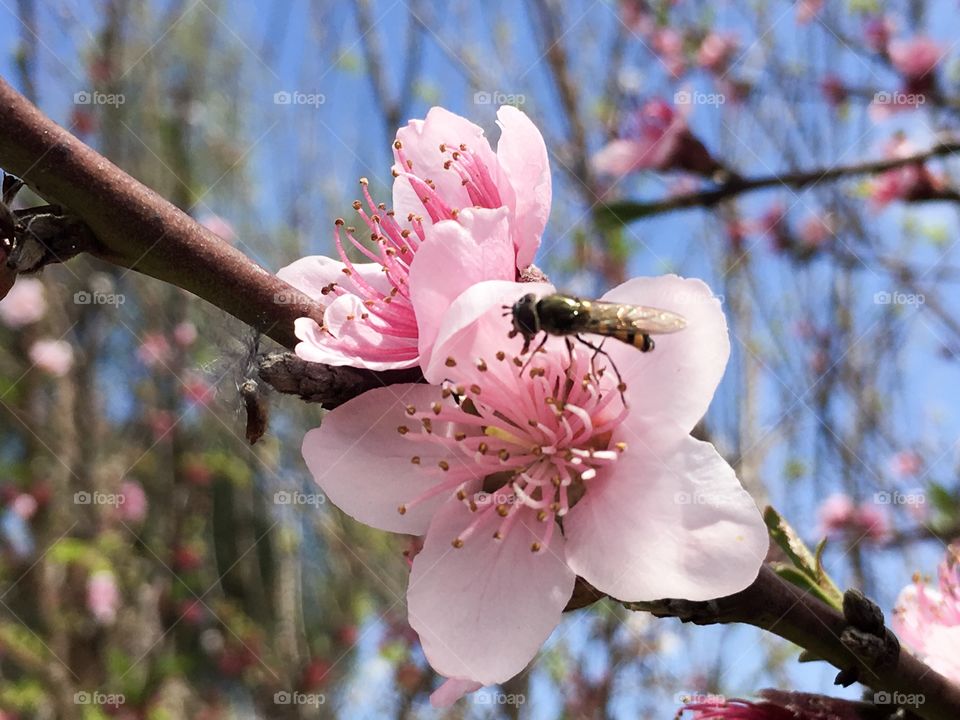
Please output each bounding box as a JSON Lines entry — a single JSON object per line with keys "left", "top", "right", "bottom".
{"left": 592, "top": 98, "right": 724, "bottom": 181}
{"left": 280, "top": 106, "right": 768, "bottom": 705}
{"left": 894, "top": 544, "right": 960, "bottom": 684}
{"left": 817, "top": 494, "right": 889, "bottom": 544}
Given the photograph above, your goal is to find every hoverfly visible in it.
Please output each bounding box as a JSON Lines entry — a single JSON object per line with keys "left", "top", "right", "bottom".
{"left": 506, "top": 293, "right": 687, "bottom": 389}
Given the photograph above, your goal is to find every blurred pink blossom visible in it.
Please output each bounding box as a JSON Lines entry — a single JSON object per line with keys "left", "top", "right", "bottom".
{"left": 864, "top": 15, "right": 894, "bottom": 53}
{"left": 697, "top": 32, "right": 738, "bottom": 74}
{"left": 592, "top": 99, "right": 721, "bottom": 178}
{"left": 817, "top": 493, "right": 889, "bottom": 543}
{"left": 137, "top": 333, "right": 173, "bottom": 368}
{"left": 301, "top": 276, "right": 767, "bottom": 705}
{"left": 279, "top": 106, "right": 550, "bottom": 371}
{"left": 795, "top": 0, "right": 823, "bottom": 24}
{"left": 820, "top": 75, "right": 848, "bottom": 107}
{"left": 116, "top": 480, "right": 148, "bottom": 523}
{"left": 28, "top": 339, "right": 74, "bottom": 377}
{"left": 868, "top": 136, "right": 944, "bottom": 207}
{"left": 0, "top": 277, "right": 46, "bottom": 328}
{"left": 798, "top": 213, "right": 833, "bottom": 251}
{"left": 198, "top": 213, "right": 237, "bottom": 244}
{"left": 888, "top": 36, "right": 943, "bottom": 82}
{"left": 652, "top": 28, "right": 686, "bottom": 77}
{"left": 148, "top": 410, "right": 175, "bottom": 441}
{"left": 184, "top": 374, "right": 215, "bottom": 406}
{"left": 87, "top": 570, "right": 120, "bottom": 625}
{"left": 11, "top": 493, "right": 37, "bottom": 520}
{"left": 890, "top": 450, "right": 922, "bottom": 478}
{"left": 894, "top": 544, "right": 960, "bottom": 684}
{"left": 173, "top": 321, "right": 198, "bottom": 347}
{"left": 618, "top": 0, "right": 653, "bottom": 34}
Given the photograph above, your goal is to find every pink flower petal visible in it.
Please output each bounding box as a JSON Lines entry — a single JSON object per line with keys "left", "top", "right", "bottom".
{"left": 599, "top": 275, "right": 730, "bottom": 435}
{"left": 409, "top": 208, "right": 515, "bottom": 369}
{"left": 592, "top": 138, "right": 650, "bottom": 176}
{"left": 408, "top": 500, "right": 575, "bottom": 684}
{"left": 292, "top": 296, "right": 420, "bottom": 371}
{"left": 563, "top": 436, "right": 767, "bottom": 601}
{"left": 421, "top": 279, "right": 554, "bottom": 385}
{"left": 495, "top": 106, "right": 551, "bottom": 268}
{"left": 430, "top": 678, "right": 483, "bottom": 708}
{"left": 393, "top": 107, "right": 497, "bottom": 220}
{"left": 277, "top": 256, "right": 390, "bottom": 303}
{"left": 302, "top": 384, "right": 471, "bottom": 534}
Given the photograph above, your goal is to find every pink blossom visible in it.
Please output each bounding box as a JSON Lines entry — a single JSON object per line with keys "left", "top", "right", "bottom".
{"left": 173, "top": 321, "right": 198, "bottom": 347}
{"left": 697, "top": 32, "right": 738, "bottom": 74}
{"left": 87, "top": 570, "right": 120, "bottom": 625}
{"left": 618, "top": 0, "right": 653, "bottom": 35}
{"left": 198, "top": 213, "right": 237, "bottom": 244}
{"left": 818, "top": 493, "right": 857, "bottom": 536}
{"left": 863, "top": 15, "right": 894, "bottom": 54}
{"left": 0, "top": 277, "right": 46, "bottom": 328}
{"left": 680, "top": 690, "right": 866, "bottom": 719}
{"left": 592, "top": 99, "right": 719, "bottom": 178}
{"left": 867, "top": 136, "right": 944, "bottom": 207}
{"left": 820, "top": 75, "right": 848, "bottom": 107}
{"left": 301, "top": 275, "right": 768, "bottom": 703}
{"left": 890, "top": 450, "right": 922, "bottom": 478}
{"left": 116, "top": 480, "right": 148, "bottom": 523}
{"left": 137, "top": 333, "right": 173, "bottom": 368}
{"left": 817, "top": 493, "right": 889, "bottom": 543}
{"left": 279, "top": 106, "right": 551, "bottom": 371}
{"left": 797, "top": 213, "right": 833, "bottom": 251}
{"left": 183, "top": 373, "right": 214, "bottom": 406}
{"left": 11, "top": 493, "right": 37, "bottom": 520}
{"left": 888, "top": 36, "right": 943, "bottom": 82}
{"left": 653, "top": 28, "right": 686, "bottom": 77}
{"left": 755, "top": 202, "right": 790, "bottom": 251}
{"left": 28, "top": 339, "right": 74, "bottom": 377}
{"left": 795, "top": 0, "right": 823, "bottom": 24}
{"left": 893, "top": 544, "right": 960, "bottom": 684}
{"left": 148, "top": 410, "right": 175, "bottom": 441}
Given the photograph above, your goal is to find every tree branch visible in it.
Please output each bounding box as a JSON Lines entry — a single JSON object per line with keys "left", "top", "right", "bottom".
{"left": 606, "top": 566, "right": 960, "bottom": 720}
{"left": 0, "top": 76, "right": 322, "bottom": 349}
{"left": 598, "top": 139, "right": 960, "bottom": 225}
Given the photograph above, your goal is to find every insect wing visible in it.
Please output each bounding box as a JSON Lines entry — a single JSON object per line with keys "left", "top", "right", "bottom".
{"left": 586, "top": 301, "right": 687, "bottom": 335}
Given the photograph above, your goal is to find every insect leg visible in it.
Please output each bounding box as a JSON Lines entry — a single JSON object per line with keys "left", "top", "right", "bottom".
{"left": 574, "top": 335, "right": 627, "bottom": 400}
{"left": 518, "top": 333, "right": 549, "bottom": 377}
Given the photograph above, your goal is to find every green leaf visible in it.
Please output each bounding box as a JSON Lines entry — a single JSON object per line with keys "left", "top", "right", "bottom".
{"left": 764, "top": 506, "right": 844, "bottom": 611}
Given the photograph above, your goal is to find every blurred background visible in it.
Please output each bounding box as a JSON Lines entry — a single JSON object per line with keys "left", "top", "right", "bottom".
{"left": 1, "top": 0, "right": 959, "bottom": 717}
